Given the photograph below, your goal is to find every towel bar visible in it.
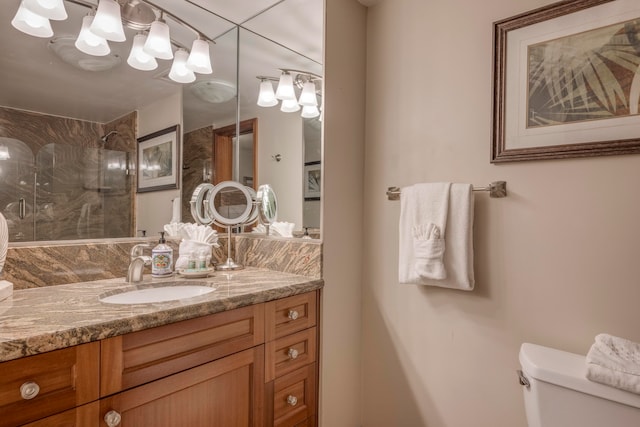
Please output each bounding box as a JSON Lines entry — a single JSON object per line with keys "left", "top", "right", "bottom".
{"left": 386, "top": 181, "right": 507, "bottom": 200}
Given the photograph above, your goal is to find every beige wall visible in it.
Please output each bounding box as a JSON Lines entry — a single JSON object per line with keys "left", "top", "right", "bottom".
{"left": 360, "top": 0, "right": 640, "bottom": 426}
{"left": 321, "top": 0, "right": 367, "bottom": 425}
{"left": 136, "top": 91, "right": 183, "bottom": 237}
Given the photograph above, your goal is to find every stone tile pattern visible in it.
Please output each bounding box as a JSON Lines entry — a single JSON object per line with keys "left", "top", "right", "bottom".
{"left": 0, "top": 107, "right": 136, "bottom": 241}
{"left": 5, "top": 237, "right": 228, "bottom": 290}
{"left": 235, "top": 235, "right": 322, "bottom": 278}
{"left": 181, "top": 126, "right": 213, "bottom": 222}
{"left": 0, "top": 268, "right": 324, "bottom": 362}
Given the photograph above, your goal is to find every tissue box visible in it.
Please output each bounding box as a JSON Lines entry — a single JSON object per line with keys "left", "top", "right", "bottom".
{"left": 0, "top": 280, "right": 12, "bottom": 302}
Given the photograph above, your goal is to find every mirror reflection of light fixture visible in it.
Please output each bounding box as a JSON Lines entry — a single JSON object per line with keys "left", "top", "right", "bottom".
{"left": 144, "top": 15, "right": 173, "bottom": 60}
{"left": 187, "top": 37, "right": 212, "bottom": 74}
{"left": 169, "top": 48, "right": 195, "bottom": 83}
{"left": 0, "top": 145, "right": 10, "bottom": 160}
{"left": 280, "top": 98, "right": 301, "bottom": 113}
{"left": 10, "top": 0, "right": 214, "bottom": 84}
{"left": 257, "top": 79, "right": 278, "bottom": 107}
{"left": 75, "top": 14, "right": 110, "bottom": 56}
{"left": 11, "top": 1, "right": 53, "bottom": 38}
{"left": 24, "top": 0, "right": 67, "bottom": 21}
{"left": 127, "top": 33, "right": 157, "bottom": 70}
{"left": 275, "top": 71, "right": 295, "bottom": 100}
{"left": 257, "top": 70, "right": 322, "bottom": 118}
{"left": 90, "top": 0, "right": 125, "bottom": 42}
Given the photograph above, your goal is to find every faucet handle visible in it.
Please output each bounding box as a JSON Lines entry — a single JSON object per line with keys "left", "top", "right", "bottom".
{"left": 130, "top": 243, "right": 150, "bottom": 258}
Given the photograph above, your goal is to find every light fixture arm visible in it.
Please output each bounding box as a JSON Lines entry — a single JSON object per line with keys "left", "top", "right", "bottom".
{"left": 60, "top": 0, "right": 215, "bottom": 44}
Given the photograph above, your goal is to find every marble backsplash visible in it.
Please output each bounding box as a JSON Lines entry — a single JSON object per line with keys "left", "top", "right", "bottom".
{"left": 4, "top": 235, "right": 321, "bottom": 289}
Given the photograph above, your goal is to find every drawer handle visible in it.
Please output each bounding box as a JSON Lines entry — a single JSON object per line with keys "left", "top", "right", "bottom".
{"left": 287, "top": 395, "right": 298, "bottom": 407}
{"left": 287, "top": 309, "right": 299, "bottom": 320}
{"left": 288, "top": 348, "right": 299, "bottom": 360}
{"left": 20, "top": 381, "right": 40, "bottom": 400}
{"left": 104, "top": 410, "right": 122, "bottom": 427}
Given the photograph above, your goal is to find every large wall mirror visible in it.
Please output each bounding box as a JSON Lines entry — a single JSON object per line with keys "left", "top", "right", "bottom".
{"left": 0, "top": 0, "right": 323, "bottom": 244}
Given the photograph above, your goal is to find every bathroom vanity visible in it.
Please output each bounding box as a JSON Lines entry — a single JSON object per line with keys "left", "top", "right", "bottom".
{"left": 0, "top": 269, "right": 322, "bottom": 426}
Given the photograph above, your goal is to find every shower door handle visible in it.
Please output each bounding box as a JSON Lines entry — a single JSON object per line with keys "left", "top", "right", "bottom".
{"left": 19, "top": 198, "right": 26, "bottom": 219}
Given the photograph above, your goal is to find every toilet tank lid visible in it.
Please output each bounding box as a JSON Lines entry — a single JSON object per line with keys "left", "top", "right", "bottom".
{"left": 519, "top": 343, "right": 640, "bottom": 409}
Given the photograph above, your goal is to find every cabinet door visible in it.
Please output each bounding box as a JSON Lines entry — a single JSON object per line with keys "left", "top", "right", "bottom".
{"left": 100, "top": 346, "right": 265, "bottom": 427}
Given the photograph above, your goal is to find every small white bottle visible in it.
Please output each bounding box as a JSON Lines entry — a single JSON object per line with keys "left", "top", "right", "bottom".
{"left": 152, "top": 232, "right": 173, "bottom": 277}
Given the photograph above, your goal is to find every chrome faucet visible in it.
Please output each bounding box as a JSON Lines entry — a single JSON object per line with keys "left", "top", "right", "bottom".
{"left": 126, "top": 244, "right": 152, "bottom": 283}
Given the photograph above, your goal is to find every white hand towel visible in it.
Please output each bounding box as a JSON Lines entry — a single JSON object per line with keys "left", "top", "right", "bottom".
{"left": 399, "top": 182, "right": 475, "bottom": 290}
{"left": 586, "top": 333, "right": 640, "bottom": 394}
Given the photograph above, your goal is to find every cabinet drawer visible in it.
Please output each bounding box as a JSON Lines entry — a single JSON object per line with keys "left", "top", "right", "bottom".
{"left": 0, "top": 342, "right": 100, "bottom": 427}
{"left": 273, "top": 363, "right": 317, "bottom": 427}
{"left": 266, "top": 327, "right": 317, "bottom": 382}
{"left": 22, "top": 401, "right": 99, "bottom": 427}
{"left": 101, "top": 303, "right": 264, "bottom": 396}
{"left": 265, "top": 292, "right": 317, "bottom": 341}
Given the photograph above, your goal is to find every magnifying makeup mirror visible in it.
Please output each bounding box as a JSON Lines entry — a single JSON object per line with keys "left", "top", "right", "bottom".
{"left": 256, "top": 184, "right": 278, "bottom": 235}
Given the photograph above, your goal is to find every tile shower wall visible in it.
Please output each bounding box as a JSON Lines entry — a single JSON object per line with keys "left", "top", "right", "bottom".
{"left": 181, "top": 126, "right": 213, "bottom": 222}
{"left": 0, "top": 107, "right": 136, "bottom": 241}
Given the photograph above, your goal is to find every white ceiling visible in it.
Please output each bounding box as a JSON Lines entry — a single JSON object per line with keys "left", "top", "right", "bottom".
{"left": 0, "top": 0, "right": 323, "bottom": 131}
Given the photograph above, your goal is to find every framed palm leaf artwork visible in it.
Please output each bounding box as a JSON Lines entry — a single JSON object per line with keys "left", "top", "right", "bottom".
{"left": 492, "top": 0, "right": 640, "bottom": 162}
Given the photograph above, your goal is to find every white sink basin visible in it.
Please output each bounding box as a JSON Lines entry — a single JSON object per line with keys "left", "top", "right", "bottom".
{"left": 100, "top": 285, "right": 215, "bottom": 305}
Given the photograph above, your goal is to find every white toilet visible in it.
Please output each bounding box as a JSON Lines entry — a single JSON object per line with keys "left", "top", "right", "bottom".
{"left": 518, "top": 343, "right": 640, "bottom": 426}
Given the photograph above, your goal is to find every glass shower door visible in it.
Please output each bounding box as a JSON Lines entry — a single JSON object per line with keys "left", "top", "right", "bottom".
{"left": 0, "top": 137, "right": 35, "bottom": 242}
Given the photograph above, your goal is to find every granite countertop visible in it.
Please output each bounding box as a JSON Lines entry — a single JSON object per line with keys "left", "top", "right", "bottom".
{"left": 0, "top": 268, "right": 323, "bottom": 363}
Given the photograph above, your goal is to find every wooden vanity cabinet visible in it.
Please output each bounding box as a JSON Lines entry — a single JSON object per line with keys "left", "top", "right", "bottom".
{"left": 265, "top": 292, "right": 319, "bottom": 427}
{"left": 0, "top": 342, "right": 100, "bottom": 427}
{"left": 1, "top": 289, "right": 319, "bottom": 426}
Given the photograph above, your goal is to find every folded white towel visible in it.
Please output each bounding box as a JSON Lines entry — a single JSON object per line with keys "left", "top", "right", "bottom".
{"left": 252, "top": 221, "right": 295, "bottom": 238}
{"left": 586, "top": 333, "right": 640, "bottom": 394}
{"left": 399, "top": 182, "right": 475, "bottom": 290}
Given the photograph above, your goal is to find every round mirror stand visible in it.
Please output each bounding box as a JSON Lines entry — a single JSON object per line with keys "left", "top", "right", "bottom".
{"left": 190, "top": 181, "right": 279, "bottom": 271}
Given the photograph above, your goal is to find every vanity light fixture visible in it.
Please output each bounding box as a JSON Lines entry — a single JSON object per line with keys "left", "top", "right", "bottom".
{"left": 0, "top": 145, "right": 10, "bottom": 161}
{"left": 75, "top": 13, "right": 110, "bottom": 56}
{"left": 186, "top": 37, "right": 212, "bottom": 74}
{"left": 90, "top": 0, "right": 125, "bottom": 42}
{"left": 11, "top": 1, "right": 54, "bottom": 38}
{"left": 168, "top": 48, "right": 196, "bottom": 83}
{"left": 257, "top": 79, "right": 278, "bottom": 107}
{"left": 127, "top": 32, "right": 157, "bottom": 70}
{"left": 257, "top": 70, "right": 322, "bottom": 118}
{"left": 143, "top": 13, "right": 173, "bottom": 60}
{"left": 24, "top": 0, "right": 68, "bottom": 20}
{"left": 275, "top": 71, "right": 296, "bottom": 101}
{"left": 10, "top": 0, "right": 215, "bottom": 84}
{"left": 280, "top": 98, "right": 301, "bottom": 113}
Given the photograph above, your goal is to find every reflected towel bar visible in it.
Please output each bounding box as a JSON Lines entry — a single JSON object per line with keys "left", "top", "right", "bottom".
{"left": 386, "top": 181, "right": 507, "bottom": 200}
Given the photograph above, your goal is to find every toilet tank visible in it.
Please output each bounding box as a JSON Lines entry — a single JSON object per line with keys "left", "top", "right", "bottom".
{"left": 519, "top": 343, "right": 640, "bottom": 427}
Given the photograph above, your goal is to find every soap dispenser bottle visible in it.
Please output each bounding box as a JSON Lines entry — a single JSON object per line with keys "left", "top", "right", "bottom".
{"left": 152, "top": 232, "right": 173, "bottom": 277}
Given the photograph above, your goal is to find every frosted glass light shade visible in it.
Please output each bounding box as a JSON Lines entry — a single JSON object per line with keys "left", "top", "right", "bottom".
{"left": 90, "top": 0, "right": 125, "bottom": 42}
{"left": 144, "top": 19, "right": 173, "bottom": 60}
{"left": 168, "top": 49, "right": 195, "bottom": 83}
{"left": 75, "top": 15, "right": 110, "bottom": 56}
{"left": 257, "top": 80, "right": 278, "bottom": 107}
{"left": 298, "top": 81, "right": 318, "bottom": 106}
{"left": 186, "top": 38, "right": 212, "bottom": 74}
{"left": 275, "top": 72, "right": 295, "bottom": 101}
{"left": 24, "top": 0, "right": 67, "bottom": 20}
{"left": 11, "top": 2, "right": 53, "bottom": 38}
{"left": 280, "top": 98, "right": 301, "bottom": 113}
{"left": 127, "top": 33, "right": 157, "bottom": 70}
{"left": 301, "top": 105, "right": 320, "bottom": 118}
